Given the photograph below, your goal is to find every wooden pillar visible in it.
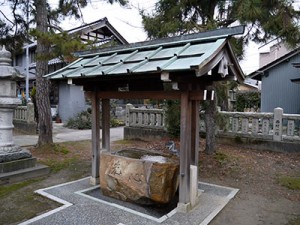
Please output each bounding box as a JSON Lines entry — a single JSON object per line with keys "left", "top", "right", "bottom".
{"left": 90, "top": 92, "right": 100, "bottom": 185}
{"left": 179, "top": 91, "right": 192, "bottom": 204}
{"left": 190, "top": 100, "right": 200, "bottom": 208}
{"left": 191, "top": 100, "right": 200, "bottom": 166}
{"left": 102, "top": 99, "right": 110, "bottom": 151}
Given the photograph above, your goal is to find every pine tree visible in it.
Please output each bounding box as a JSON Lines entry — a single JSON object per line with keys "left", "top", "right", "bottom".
{"left": 1, "top": 0, "right": 127, "bottom": 146}
{"left": 141, "top": 0, "right": 300, "bottom": 154}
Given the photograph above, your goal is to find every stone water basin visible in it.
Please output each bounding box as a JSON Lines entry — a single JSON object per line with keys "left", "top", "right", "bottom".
{"left": 100, "top": 148, "right": 179, "bottom": 205}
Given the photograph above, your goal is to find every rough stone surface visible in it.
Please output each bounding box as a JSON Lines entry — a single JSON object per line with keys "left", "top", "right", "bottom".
{"left": 0, "top": 157, "right": 36, "bottom": 173}
{"left": 0, "top": 147, "right": 32, "bottom": 163}
{"left": 100, "top": 149, "right": 179, "bottom": 205}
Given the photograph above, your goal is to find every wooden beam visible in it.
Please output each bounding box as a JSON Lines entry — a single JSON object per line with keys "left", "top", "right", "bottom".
{"left": 85, "top": 90, "right": 204, "bottom": 101}
{"left": 96, "top": 91, "right": 181, "bottom": 100}
{"left": 189, "top": 91, "right": 204, "bottom": 101}
{"left": 90, "top": 92, "right": 100, "bottom": 185}
{"left": 102, "top": 99, "right": 110, "bottom": 151}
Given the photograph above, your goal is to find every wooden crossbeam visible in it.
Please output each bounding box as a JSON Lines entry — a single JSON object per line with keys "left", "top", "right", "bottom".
{"left": 85, "top": 90, "right": 205, "bottom": 100}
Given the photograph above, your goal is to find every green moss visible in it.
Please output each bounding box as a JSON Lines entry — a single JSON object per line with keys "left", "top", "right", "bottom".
{"left": 38, "top": 143, "right": 69, "bottom": 155}
{"left": 278, "top": 176, "right": 300, "bottom": 190}
{"left": 41, "top": 157, "right": 77, "bottom": 173}
{"left": 234, "top": 136, "right": 243, "bottom": 144}
{"left": 0, "top": 189, "right": 60, "bottom": 225}
{"left": 0, "top": 179, "right": 40, "bottom": 198}
{"left": 285, "top": 216, "right": 300, "bottom": 225}
{"left": 52, "top": 144, "right": 69, "bottom": 154}
{"left": 215, "top": 152, "right": 229, "bottom": 164}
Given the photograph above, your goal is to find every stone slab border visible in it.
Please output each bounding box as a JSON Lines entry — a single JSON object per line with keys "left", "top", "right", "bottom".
{"left": 19, "top": 177, "right": 239, "bottom": 225}
{"left": 75, "top": 185, "right": 177, "bottom": 223}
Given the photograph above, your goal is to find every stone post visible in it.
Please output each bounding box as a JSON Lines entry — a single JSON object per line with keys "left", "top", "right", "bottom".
{"left": 0, "top": 46, "right": 31, "bottom": 162}
{"left": 125, "top": 103, "right": 134, "bottom": 127}
{"left": 27, "top": 102, "right": 35, "bottom": 123}
{"left": 273, "top": 107, "right": 283, "bottom": 141}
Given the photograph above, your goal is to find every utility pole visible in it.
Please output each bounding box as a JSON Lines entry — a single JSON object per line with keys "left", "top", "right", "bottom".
{"left": 25, "top": 0, "right": 29, "bottom": 101}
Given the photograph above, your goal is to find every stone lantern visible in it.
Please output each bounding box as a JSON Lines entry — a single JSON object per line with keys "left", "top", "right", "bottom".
{"left": 0, "top": 46, "right": 31, "bottom": 162}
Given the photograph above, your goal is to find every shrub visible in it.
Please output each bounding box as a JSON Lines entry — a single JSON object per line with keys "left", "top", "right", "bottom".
{"left": 110, "top": 118, "right": 125, "bottom": 127}
{"left": 65, "top": 111, "right": 92, "bottom": 129}
{"left": 164, "top": 100, "right": 181, "bottom": 137}
{"left": 64, "top": 110, "right": 124, "bottom": 129}
{"left": 236, "top": 90, "right": 260, "bottom": 112}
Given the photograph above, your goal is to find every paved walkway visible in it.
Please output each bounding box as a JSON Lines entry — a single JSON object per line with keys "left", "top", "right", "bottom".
{"left": 13, "top": 123, "right": 124, "bottom": 147}
{"left": 19, "top": 177, "right": 238, "bottom": 225}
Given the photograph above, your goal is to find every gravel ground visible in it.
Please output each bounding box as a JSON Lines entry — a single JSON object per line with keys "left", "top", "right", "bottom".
{"left": 1, "top": 139, "right": 299, "bottom": 225}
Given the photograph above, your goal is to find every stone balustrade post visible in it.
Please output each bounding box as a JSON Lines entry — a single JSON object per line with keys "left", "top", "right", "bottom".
{"left": 125, "top": 103, "right": 134, "bottom": 127}
{"left": 252, "top": 118, "right": 259, "bottom": 134}
{"left": 241, "top": 118, "right": 249, "bottom": 133}
{"left": 273, "top": 107, "right": 283, "bottom": 141}
{"left": 27, "top": 102, "right": 35, "bottom": 123}
{"left": 287, "top": 120, "right": 295, "bottom": 136}
{"left": 232, "top": 117, "right": 239, "bottom": 133}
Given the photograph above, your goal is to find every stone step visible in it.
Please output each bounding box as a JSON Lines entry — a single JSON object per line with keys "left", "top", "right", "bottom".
{"left": 0, "top": 164, "right": 50, "bottom": 185}
{"left": 0, "top": 157, "right": 37, "bottom": 173}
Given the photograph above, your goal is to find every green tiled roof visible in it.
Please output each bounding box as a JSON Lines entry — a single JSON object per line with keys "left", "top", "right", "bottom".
{"left": 45, "top": 26, "right": 245, "bottom": 81}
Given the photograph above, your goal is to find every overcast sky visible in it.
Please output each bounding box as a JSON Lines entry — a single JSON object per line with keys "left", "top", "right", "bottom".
{"left": 48, "top": 0, "right": 157, "bottom": 43}
{"left": 49, "top": 0, "right": 262, "bottom": 74}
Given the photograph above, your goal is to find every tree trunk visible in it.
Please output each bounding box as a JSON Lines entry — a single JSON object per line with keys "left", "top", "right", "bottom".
{"left": 204, "top": 100, "right": 216, "bottom": 155}
{"left": 35, "top": 0, "right": 53, "bottom": 146}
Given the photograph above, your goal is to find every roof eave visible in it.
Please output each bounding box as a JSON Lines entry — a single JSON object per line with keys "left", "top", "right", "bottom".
{"left": 249, "top": 47, "right": 300, "bottom": 80}
{"left": 195, "top": 40, "right": 244, "bottom": 82}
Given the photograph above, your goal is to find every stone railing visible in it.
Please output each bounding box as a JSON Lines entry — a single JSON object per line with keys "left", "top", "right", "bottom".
{"left": 125, "top": 104, "right": 164, "bottom": 130}
{"left": 210, "top": 108, "right": 300, "bottom": 142}
{"left": 13, "top": 102, "right": 37, "bottom": 134}
{"left": 125, "top": 104, "right": 300, "bottom": 143}
{"left": 14, "top": 102, "right": 35, "bottom": 123}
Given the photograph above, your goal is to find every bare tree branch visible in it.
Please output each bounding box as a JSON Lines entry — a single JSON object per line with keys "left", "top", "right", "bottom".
{"left": 0, "top": 10, "right": 15, "bottom": 25}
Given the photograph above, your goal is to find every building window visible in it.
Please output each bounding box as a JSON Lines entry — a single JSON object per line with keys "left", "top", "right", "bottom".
{"left": 30, "top": 50, "right": 36, "bottom": 63}
{"left": 229, "top": 90, "right": 237, "bottom": 102}
{"left": 15, "top": 55, "right": 23, "bottom": 66}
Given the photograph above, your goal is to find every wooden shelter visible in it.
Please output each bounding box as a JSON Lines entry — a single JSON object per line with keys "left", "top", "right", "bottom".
{"left": 46, "top": 26, "right": 245, "bottom": 207}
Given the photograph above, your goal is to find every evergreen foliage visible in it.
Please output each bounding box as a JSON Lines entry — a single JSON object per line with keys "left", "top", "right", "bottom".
{"left": 236, "top": 90, "right": 261, "bottom": 112}
{"left": 64, "top": 110, "right": 124, "bottom": 129}
{"left": 142, "top": 0, "right": 300, "bottom": 49}
{"left": 164, "top": 100, "right": 181, "bottom": 137}
{"left": 141, "top": 0, "right": 300, "bottom": 154}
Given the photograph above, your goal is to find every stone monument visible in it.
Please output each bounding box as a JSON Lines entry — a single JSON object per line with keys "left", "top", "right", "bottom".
{"left": 0, "top": 46, "right": 48, "bottom": 184}
{"left": 0, "top": 45, "right": 31, "bottom": 162}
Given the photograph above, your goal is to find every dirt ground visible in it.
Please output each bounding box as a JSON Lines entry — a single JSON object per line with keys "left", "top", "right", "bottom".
{"left": 0, "top": 139, "right": 299, "bottom": 225}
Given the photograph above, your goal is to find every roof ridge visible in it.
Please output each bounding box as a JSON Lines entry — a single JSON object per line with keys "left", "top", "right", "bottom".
{"left": 66, "top": 17, "right": 107, "bottom": 33}
{"left": 77, "top": 25, "right": 245, "bottom": 57}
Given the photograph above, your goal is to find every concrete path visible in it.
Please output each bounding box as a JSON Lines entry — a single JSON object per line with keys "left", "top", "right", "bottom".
{"left": 13, "top": 123, "right": 124, "bottom": 147}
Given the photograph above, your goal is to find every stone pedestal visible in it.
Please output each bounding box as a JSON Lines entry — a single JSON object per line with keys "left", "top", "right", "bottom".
{"left": 0, "top": 46, "right": 48, "bottom": 184}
